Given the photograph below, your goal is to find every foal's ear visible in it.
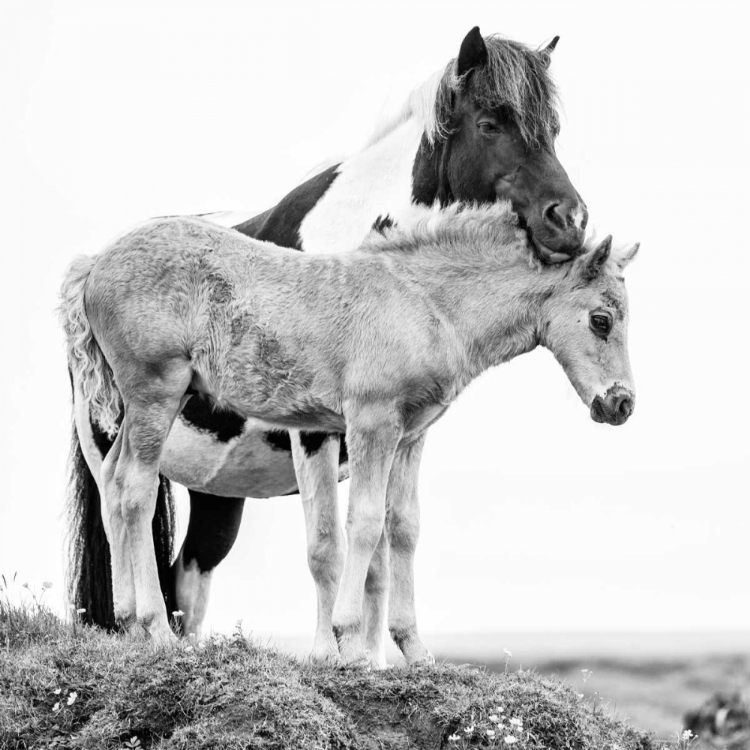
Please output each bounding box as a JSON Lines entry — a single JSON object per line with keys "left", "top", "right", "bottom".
{"left": 617, "top": 242, "right": 640, "bottom": 270}
{"left": 457, "top": 27, "right": 489, "bottom": 77}
{"left": 539, "top": 36, "right": 560, "bottom": 68}
{"left": 579, "top": 235, "right": 612, "bottom": 280}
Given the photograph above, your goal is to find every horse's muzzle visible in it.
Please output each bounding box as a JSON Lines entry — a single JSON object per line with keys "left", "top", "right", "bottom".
{"left": 532, "top": 199, "right": 588, "bottom": 262}
{"left": 590, "top": 386, "right": 635, "bottom": 426}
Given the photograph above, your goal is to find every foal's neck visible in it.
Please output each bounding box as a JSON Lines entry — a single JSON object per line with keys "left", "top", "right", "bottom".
{"left": 397, "top": 246, "right": 553, "bottom": 380}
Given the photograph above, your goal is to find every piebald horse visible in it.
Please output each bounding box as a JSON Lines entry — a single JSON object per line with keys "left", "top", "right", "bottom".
{"left": 60, "top": 203, "right": 637, "bottom": 663}
{"left": 67, "top": 28, "right": 588, "bottom": 664}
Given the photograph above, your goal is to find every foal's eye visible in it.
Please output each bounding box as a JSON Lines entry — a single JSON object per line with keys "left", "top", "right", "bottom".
{"left": 589, "top": 311, "right": 613, "bottom": 337}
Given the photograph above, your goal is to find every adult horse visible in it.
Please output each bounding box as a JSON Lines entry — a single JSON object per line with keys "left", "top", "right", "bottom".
{"left": 67, "top": 27, "right": 588, "bottom": 664}
{"left": 61, "top": 204, "right": 636, "bottom": 661}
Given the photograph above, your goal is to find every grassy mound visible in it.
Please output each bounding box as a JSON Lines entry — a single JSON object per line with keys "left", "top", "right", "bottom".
{"left": 0, "top": 604, "right": 657, "bottom": 750}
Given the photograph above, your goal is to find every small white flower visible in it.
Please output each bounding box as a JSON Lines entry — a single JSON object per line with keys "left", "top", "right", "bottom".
{"left": 464, "top": 725, "right": 475, "bottom": 734}
{"left": 682, "top": 730, "right": 694, "bottom": 742}
{"left": 76, "top": 608, "right": 86, "bottom": 615}
{"left": 489, "top": 714, "right": 499, "bottom": 722}
{"left": 581, "top": 668, "right": 593, "bottom": 682}
{"left": 576, "top": 692, "right": 584, "bottom": 700}
{"left": 448, "top": 734, "right": 460, "bottom": 743}
{"left": 510, "top": 718, "right": 523, "bottom": 727}
{"left": 504, "top": 736, "right": 518, "bottom": 745}
{"left": 486, "top": 729, "right": 496, "bottom": 737}
{"left": 53, "top": 688, "right": 61, "bottom": 695}
{"left": 172, "top": 610, "right": 184, "bottom": 617}
{"left": 67, "top": 691, "right": 77, "bottom": 706}
{"left": 52, "top": 702, "right": 61, "bottom": 713}
{"left": 503, "top": 647, "right": 513, "bottom": 658}
{"left": 42, "top": 581, "right": 53, "bottom": 590}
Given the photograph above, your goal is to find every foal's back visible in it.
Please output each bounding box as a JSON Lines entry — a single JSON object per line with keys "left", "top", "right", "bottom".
{"left": 86, "top": 217, "right": 446, "bottom": 429}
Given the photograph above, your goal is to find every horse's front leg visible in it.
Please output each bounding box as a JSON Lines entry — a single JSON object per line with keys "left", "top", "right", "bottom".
{"left": 386, "top": 433, "right": 433, "bottom": 665}
{"left": 332, "top": 406, "right": 401, "bottom": 665}
{"left": 291, "top": 430, "right": 344, "bottom": 663}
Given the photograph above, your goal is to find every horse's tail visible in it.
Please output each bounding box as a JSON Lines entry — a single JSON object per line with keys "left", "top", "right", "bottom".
{"left": 60, "top": 255, "right": 177, "bottom": 629}
{"left": 59, "top": 255, "right": 121, "bottom": 438}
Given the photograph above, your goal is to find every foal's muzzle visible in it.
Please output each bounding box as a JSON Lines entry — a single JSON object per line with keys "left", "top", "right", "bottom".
{"left": 590, "top": 386, "right": 635, "bottom": 426}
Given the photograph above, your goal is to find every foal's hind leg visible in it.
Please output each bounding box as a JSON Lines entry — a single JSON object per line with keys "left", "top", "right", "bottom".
{"left": 98, "top": 429, "right": 138, "bottom": 630}
{"left": 101, "top": 366, "right": 191, "bottom": 643}
{"left": 291, "top": 431, "right": 344, "bottom": 663}
{"left": 74, "top": 386, "right": 136, "bottom": 629}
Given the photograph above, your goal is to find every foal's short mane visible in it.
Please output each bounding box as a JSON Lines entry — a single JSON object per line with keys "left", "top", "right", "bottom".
{"left": 366, "top": 34, "right": 560, "bottom": 149}
{"left": 361, "top": 202, "right": 531, "bottom": 264}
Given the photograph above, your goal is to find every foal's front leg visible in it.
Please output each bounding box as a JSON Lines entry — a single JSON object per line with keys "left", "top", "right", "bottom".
{"left": 386, "top": 434, "right": 433, "bottom": 665}
{"left": 332, "top": 406, "right": 401, "bottom": 665}
{"left": 291, "top": 431, "right": 344, "bottom": 663}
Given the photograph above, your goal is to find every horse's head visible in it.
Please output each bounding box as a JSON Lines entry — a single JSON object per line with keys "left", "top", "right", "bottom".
{"left": 413, "top": 28, "right": 588, "bottom": 262}
{"left": 541, "top": 236, "right": 639, "bottom": 426}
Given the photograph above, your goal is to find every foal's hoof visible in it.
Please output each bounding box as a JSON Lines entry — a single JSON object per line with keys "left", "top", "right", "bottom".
{"left": 148, "top": 624, "right": 178, "bottom": 647}
{"left": 339, "top": 651, "right": 373, "bottom": 670}
{"left": 310, "top": 644, "right": 341, "bottom": 666}
{"left": 410, "top": 650, "right": 435, "bottom": 667}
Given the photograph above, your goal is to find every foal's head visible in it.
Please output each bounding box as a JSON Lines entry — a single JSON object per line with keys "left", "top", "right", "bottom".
{"left": 415, "top": 28, "right": 587, "bottom": 261}
{"left": 542, "top": 236, "right": 639, "bottom": 426}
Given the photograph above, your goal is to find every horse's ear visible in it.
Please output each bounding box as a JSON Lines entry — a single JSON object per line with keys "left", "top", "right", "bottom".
{"left": 457, "top": 27, "right": 488, "bottom": 77}
{"left": 617, "top": 242, "right": 640, "bottom": 270}
{"left": 540, "top": 35, "right": 560, "bottom": 68}
{"left": 579, "top": 235, "right": 612, "bottom": 280}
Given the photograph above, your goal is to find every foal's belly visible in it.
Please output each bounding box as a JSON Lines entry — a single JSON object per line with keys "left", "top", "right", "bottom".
{"left": 161, "top": 417, "right": 300, "bottom": 498}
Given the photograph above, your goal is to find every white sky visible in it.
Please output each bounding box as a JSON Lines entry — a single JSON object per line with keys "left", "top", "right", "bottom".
{"left": 1, "top": 0, "right": 748, "bottom": 648}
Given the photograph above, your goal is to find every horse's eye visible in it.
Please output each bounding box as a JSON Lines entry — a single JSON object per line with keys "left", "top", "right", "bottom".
{"left": 478, "top": 120, "right": 500, "bottom": 134}
{"left": 589, "top": 311, "right": 613, "bottom": 337}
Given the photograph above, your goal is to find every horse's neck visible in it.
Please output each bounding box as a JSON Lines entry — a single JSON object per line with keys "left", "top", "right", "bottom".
{"left": 298, "top": 117, "right": 425, "bottom": 255}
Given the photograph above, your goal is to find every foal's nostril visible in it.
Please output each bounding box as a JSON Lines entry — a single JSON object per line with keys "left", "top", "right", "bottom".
{"left": 617, "top": 396, "right": 633, "bottom": 417}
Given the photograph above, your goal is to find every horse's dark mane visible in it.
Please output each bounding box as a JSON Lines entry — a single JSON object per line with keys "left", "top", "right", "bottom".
{"left": 434, "top": 34, "right": 560, "bottom": 147}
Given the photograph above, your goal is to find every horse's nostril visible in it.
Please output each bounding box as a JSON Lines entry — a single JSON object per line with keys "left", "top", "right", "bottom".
{"left": 543, "top": 202, "right": 566, "bottom": 231}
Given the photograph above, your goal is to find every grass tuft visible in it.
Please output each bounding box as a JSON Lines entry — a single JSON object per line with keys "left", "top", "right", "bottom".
{"left": 0, "top": 602, "right": 658, "bottom": 750}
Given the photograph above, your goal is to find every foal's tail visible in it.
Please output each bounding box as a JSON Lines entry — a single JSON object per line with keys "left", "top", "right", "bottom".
{"left": 65, "top": 422, "right": 177, "bottom": 630}
{"left": 59, "top": 255, "right": 121, "bottom": 438}
{"left": 60, "top": 255, "right": 177, "bottom": 630}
